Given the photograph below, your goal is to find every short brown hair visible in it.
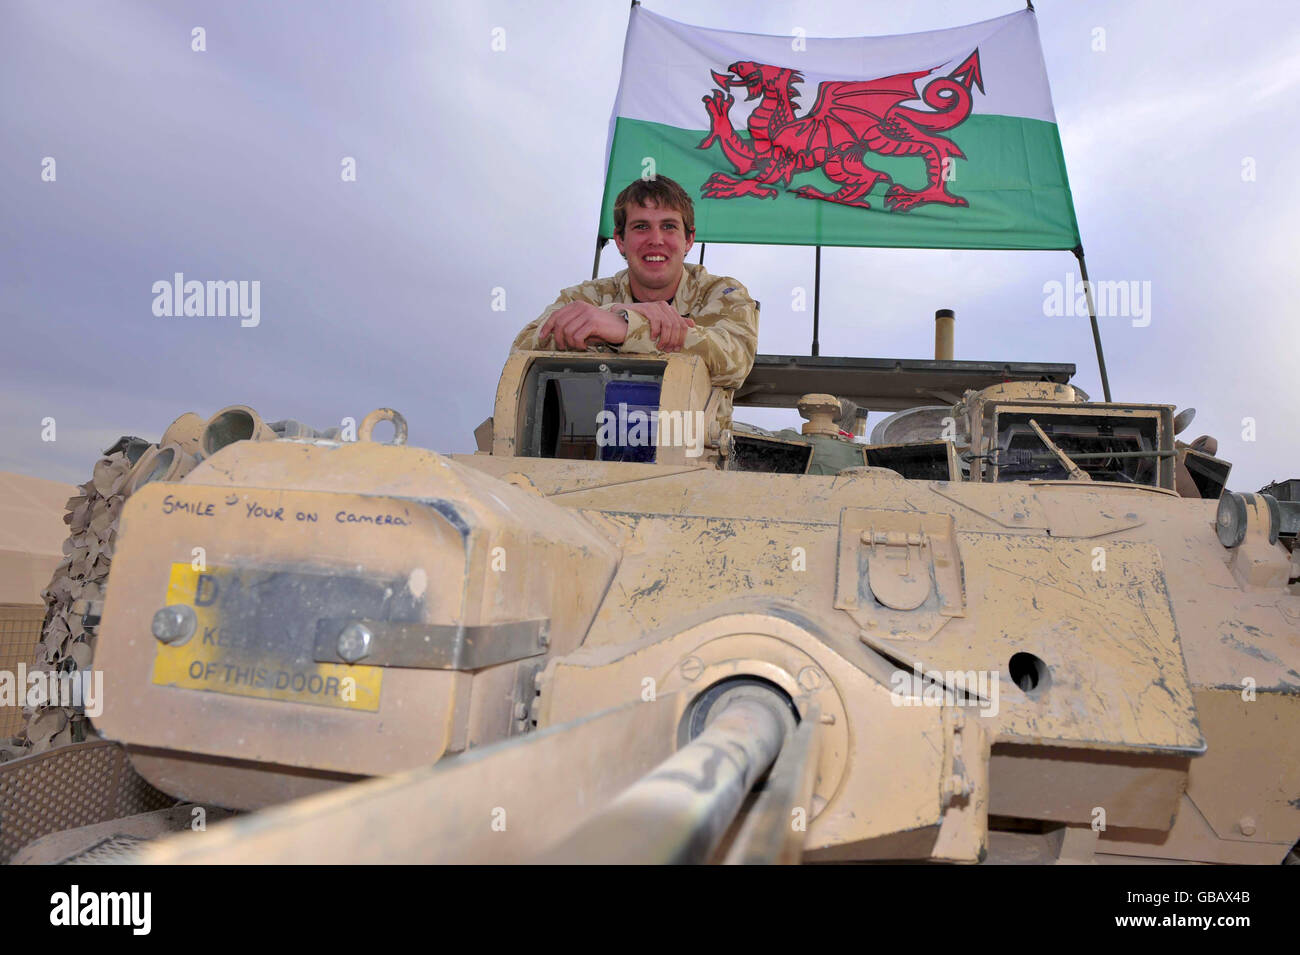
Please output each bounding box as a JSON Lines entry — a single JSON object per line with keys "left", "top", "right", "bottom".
{"left": 613, "top": 175, "right": 695, "bottom": 238}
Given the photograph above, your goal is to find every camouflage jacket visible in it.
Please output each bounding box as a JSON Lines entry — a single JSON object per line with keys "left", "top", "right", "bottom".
{"left": 511, "top": 264, "right": 759, "bottom": 390}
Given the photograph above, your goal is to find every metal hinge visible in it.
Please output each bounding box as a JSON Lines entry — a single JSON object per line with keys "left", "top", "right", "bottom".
{"left": 860, "top": 528, "right": 933, "bottom": 611}
{"left": 835, "top": 508, "right": 965, "bottom": 635}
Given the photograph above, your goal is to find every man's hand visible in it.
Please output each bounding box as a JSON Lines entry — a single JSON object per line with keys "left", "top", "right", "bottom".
{"left": 628, "top": 301, "right": 696, "bottom": 352}
{"left": 540, "top": 302, "right": 628, "bottom": 350}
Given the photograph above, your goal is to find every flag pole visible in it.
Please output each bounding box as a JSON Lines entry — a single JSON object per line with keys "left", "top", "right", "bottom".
{"left": 811, "top": 245, "right": 821, "bottom": 356}
{"left": 1072, "top": 245, "right": 1112, "bottom": 401}
{"left": 591, "top": 0, "right": 637, "bottom": 282}
{"left": 698, "top": 242, "right": 706, "bottom": 266}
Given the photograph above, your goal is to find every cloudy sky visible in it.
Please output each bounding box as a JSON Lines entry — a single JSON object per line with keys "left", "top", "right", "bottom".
{"left": 2, "top": 0, "right": 1297, "bottom": 491}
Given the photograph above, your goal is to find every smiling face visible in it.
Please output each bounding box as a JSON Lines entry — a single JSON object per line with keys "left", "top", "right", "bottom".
{"left": 614, "top": 201, "right": 695, "bottom": 302}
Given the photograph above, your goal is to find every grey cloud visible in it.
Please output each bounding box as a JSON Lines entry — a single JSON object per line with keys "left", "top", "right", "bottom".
{"left": 1, "top": 0, "right": 1294, "bottom": 491}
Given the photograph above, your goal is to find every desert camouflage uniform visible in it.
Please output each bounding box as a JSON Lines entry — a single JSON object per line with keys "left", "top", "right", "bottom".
{"left": 511, "top": 263, "right": 759, "bottom": 392}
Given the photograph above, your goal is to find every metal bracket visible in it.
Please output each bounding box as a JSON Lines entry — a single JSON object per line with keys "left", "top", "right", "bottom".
{"left": 313, "top": 618, "right": 549, "bottom": 671}
{"left": 510, "top": 661, "right": 545, "bottom": 736}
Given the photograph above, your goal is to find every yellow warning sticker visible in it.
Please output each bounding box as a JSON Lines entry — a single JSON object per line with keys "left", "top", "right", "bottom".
{"left": 151, "top": 563, "right": 382, "bottom": 711}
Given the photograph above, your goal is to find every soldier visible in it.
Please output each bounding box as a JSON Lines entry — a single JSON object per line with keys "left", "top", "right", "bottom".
{"left": 511, "top": 176, "right": 759, "bottom": 391}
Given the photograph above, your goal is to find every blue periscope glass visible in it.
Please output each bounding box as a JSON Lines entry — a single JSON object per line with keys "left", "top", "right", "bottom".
{"left": 599, "top": 381, "right": 661, "bottom": 463}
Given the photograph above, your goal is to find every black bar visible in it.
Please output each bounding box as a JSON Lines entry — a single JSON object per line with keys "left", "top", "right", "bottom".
{"left": 1073, "top": 246, "right": 1113, "bottom": 402}
{"left": 699, "top": 241, "right": 706, "bottom": 266}
{"left": 812, "top": 245, "right": 821, "bottom": 357}
{"left": 591, "top": 236, "right": 607, "bottom": 280}
{"left": 9, "top": 866, "right": 1286, "bottom": 937}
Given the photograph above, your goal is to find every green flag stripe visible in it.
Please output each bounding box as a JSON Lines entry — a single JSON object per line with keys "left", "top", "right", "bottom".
{"left": 600, "top": 114, "right": 1080, "bottom": 251}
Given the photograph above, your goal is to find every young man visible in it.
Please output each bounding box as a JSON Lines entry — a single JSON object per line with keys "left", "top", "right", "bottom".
{"left": 511, "top": 176, "right": 759, "bottom": 391}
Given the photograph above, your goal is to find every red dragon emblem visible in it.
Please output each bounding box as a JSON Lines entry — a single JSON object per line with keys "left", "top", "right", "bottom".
{"left": 698, "top": 50, "right": 984, "bottom": 212}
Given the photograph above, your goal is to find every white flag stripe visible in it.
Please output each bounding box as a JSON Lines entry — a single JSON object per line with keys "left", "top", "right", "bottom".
{"left": 615, "top": 7, "right": 1058, "bottom": 131}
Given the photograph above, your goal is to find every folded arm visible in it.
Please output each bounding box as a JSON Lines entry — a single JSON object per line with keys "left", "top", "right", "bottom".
{"left": 512, "top": 279, "right": 759, "bottom": 389}
{"left": 618, "top": 291, "right": 758, "bottom": 390}
{"left": 511, "top": 289, "right": 624, "bottom": 351}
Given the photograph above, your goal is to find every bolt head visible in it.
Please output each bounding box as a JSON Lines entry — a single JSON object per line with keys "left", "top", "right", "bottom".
{"left": 151, "top": 604, "right": 196, "bottom": 644}
{"left": 337, "top": 622, "right": 373, "bottom": 663}
{"left": 680, "top": 656, "right": 703, "bottom": 681}
{"left": 797, "top": 666, "right": 823, "bottom": 692}
{"left": 1239, "top": 816, "right": 1257, "bottom": 836}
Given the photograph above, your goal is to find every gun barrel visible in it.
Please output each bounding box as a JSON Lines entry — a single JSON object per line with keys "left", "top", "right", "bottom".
{"left": 542, "top": 694, "right": 788, "bottom": 864}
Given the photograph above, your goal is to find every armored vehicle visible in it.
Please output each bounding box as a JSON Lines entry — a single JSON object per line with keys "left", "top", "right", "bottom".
{"left": 5, "top": 325, "right": 1297, "bottom": 865}
{"left": 3, "top": 1, "right": 1296, "bottom": 868}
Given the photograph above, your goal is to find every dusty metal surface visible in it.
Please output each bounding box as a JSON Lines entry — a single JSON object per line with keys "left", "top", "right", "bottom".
{"left": 13, "top": 804, "right": 235, "bottom": 864}
{"left": 92, "top": 444, "right": 619, "bottom": 803}
{"left": 138, "top": 697, "right": 683, "bottom": 864}
{"left": 13, "top": 354, "right": 1297, "bottom": 865}
{"left": 0, "top": 740, "right": 174, "bottom": 863}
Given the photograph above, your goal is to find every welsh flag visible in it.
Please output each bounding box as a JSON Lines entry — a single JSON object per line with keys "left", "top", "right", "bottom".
{"left": 599, "top": 7, "right": 1081, "bottom": 250}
